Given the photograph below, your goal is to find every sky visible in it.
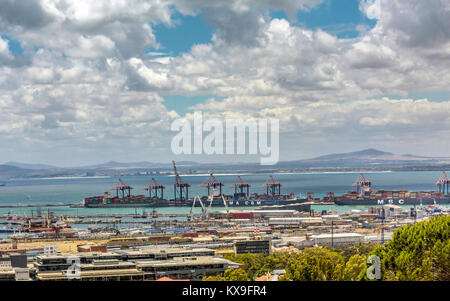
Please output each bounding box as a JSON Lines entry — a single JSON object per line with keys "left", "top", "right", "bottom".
{"left": 0, "top": 0, "right": 450, "bottom": 166}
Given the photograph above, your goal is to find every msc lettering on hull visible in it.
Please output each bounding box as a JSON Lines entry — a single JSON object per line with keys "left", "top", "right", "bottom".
{"left": 377, "top": 199, "right": 405, "bottom": 205}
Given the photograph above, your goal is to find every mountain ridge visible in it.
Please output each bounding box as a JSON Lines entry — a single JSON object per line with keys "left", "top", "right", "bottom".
{"left": 2, "top": 149, "right": 449, "bottom": 178}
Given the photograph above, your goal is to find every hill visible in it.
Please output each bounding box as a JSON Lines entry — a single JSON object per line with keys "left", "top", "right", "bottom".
{"left": 276, "top": 148, "right": 447, "bottom": 168}
{"left": 4, "top": 161, "right": 59, "bottom": 170}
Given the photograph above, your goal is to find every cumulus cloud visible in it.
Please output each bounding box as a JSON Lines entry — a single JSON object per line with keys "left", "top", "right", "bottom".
{"left": 190, "top": 96, "right": 450, "bottom": 158}
{"left": 0, "top": 0, "right": 450, "bottom": 163}
{"left": 173, "top": 0, "right": 325, "bottom": 46}
{"left": 1, "top": 0, "right": 174, "bottom": 59}
{"left": 0, "top": 37, "right": 13, "bottom": 64}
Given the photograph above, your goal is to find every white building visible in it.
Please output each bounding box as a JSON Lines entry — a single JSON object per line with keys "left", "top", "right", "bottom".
{"left": 310, "top": 233, "right": 364, "bottom": 247}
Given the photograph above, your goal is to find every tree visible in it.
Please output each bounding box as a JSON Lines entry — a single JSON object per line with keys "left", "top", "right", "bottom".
{"left": 203, "top": 268, "right": 249, "bottom": 281}
{"left": 282, "top": 247, "right": 344, "bottom": 281}
{"left": 332, "top": 243, "right": 376, "bottom": 262}
{"left": 342, "top": 254, "right": 367, "bottom": 281}
{"left": 371, "top": 216, "right": 450, "bottom": 281}
{"left": 223, "top": 253, "right": 287, "bottom": 279}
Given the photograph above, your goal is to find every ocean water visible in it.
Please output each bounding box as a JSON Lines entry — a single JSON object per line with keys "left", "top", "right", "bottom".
{"left": 0, "top": 171, "right": 449, "bottom": 216}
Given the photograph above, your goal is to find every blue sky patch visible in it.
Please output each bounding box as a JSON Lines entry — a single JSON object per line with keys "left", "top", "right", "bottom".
{"left": 163, "top": 95, "right": 224, "bottom": 115}
{"left": 1, "top": 34, "right": 23, "bottom": 54}
{"left": 274, "top": 0, "right": 376, "bottom": 38}
{"left": 150, "top": 12, "right": 214, "bottom": 56}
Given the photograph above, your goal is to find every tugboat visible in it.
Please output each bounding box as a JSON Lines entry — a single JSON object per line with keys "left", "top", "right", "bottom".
{"left": 25, "top": 216, "right": 71, "bottom": 233}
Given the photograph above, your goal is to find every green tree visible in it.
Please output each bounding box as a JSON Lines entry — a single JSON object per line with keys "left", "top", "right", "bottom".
{"left": 342, "top": 254, "right": 367, "bottom": 281}
{"left": 223, "top": 253, "right": 287, "bottom": 279}
{"left": 332, "top": 243, "right": 376, "bottom": 262}
{"left": 371, "top": 216, "right": 450, "bottom": 281}
{"left": 203, "top": 268, "right": 249, "bottom": 281}
{"left": 282, "top": 247, "right": 345, "bottom": 281}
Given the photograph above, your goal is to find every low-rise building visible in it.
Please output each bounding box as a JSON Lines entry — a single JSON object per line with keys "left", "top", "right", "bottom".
{"left": 36, "top": 260, "right": 144, "bottom": 281}
{"left": 310, "top": 233, "right": 364, "bottom": 247}
{"left": 0, "top": 266, "right": 15, "bottom": 281}
{"left": 234, "top": 239, "right": 272, "bottom": 255}
{"left": 136, "top": 256, "right": 230, "bottom": 281}
{"left": 34, "top": 246, "right": 216, "bottom": 273}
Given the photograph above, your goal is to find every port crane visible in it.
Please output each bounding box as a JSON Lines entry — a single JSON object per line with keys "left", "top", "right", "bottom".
{"left": 353, "top": 174, "right": 372, "bottom": 196}
{"left": 110, "top": 178, "right": 132, "bottom": 198}
{"left": 230, "top": 176, "right": 250, "bottom": 199}
{"left": 143, "top": 178, "right": 165, "bottom": 199}
{"left": 199, "top": 173, "right": 224, "bottom": 196}
{"left": 325, "top": 192, "right": 335, "bottom": 203}
{"left": 189, "top": 189, "right": 229, "bottom": 221}
{"left": 189, "top": 195, "right": 207, "bottom": 221}
{"left": 261, "top": 176, "right": 281, "bottom": 197}
{"left": 172, "top": 161, "right": 190, "bottom": 201}
{"left": 436, "top": 171, "right": 450, "bottom": 195}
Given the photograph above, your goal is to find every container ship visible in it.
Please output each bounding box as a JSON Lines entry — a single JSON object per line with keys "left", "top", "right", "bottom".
{"left": 84, "top": 178, "right": 169, "bottom": 208}
{"left": 186, "top": 174, "right": 306, "bottom": 207}
{"left": 329, "top": 172, "right": 450, "bottom": 206}
{"left": 84, "top": 162, "right": 307, "bottom": 208}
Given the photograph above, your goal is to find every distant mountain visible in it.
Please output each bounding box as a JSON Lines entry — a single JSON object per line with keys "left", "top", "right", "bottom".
{"left": 1, "top": 149, "right": 449, "bottom": 179}
{"left": 0, "top": 164, "right": 32, "bottom": 179}
{"left": 4, "top": 161, "right": 59, "bottom": 170}
{"left": 308, "top": 148, "right": 394, "bottom": 161}
{"left": 276, "top": 148, "right": 446, "bottom": 168}
{"left": 81, "top": 160, "right": 199, "bottom": 169}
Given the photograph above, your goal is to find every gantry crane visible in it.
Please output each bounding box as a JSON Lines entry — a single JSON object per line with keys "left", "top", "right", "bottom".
{"left": 261, "top": 176, "right": 281, "bottom": 197}
{"left": 199, "top": 173, "right": 224, "bottom": 196}
{"left": 189, "top": 189, "right": 229, "bottom": 221}
{"left": 172, "top": 161, "right": 190, "bottom": 201}
{"left": 110, "top": 178, "right": 132, "bottom": 198}
{"left": 436, "top": 171, "right": 450, "bottom": 195}
{"left": 353, "top": 173, "right": 372, "bottom": 196}
{"left": 230, "top": 176, "right": 250, "bottom": 198}
{"left": 143, "top": 178, "right": 165, "bottom": 199}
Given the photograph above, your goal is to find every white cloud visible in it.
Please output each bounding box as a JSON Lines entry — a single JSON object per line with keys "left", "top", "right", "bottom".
{"left": 0, "top": 0, "right": 450, "bottom": 163}
{"left": 0, "top": 38, "right": 13, "bottom": 64}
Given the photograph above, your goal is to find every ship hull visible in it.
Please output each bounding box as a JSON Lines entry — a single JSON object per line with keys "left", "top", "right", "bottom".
{"left": 334, "top": 197, "right": 450, "bottom": 206}
{"left": 186, "top": 198, "right": 308, "bottom": 207}
{"left": 85, "top": 202, "right": 169, "bottom": 208}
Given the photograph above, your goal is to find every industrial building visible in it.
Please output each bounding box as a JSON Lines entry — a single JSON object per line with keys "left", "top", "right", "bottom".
{"left": 33, "top": 247, "right": 215, "bottom": 273}
{"left": 136, "top": 256, "right": 230, "bottom": 281}
{"left": 234, "top": 239, "right": 272, "bottom": 255}
{"left": 35, "top": 256, "right": 231, "bottom": 281}
{"left": 310, "top": 233, "right": 364, "bottom": 247}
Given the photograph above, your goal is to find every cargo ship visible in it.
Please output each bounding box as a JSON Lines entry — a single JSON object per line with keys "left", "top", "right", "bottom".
{"left": 329, "top": 172, "right": 450, "bottom": 206}
{"left": 187, "top": 193, "right": 306, "bottom": 207}
{"left": 84, "top": 194, "right": 169, "bottom": 208}
{"left": 83, "top": 168, "right": 308, "bottom": 208}
{"left": 84, "top": 178, "right": 169, "bottom": 208}
{"left": 186, "top": 174, "right": 307, "bottom": 207}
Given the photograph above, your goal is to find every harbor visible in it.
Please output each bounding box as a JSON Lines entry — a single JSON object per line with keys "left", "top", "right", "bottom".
{"left": 1, "top": 170, "right": 449, "bottom": 281}
{"left": 0, "top": 196, "right": 448, "bottom": 281}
